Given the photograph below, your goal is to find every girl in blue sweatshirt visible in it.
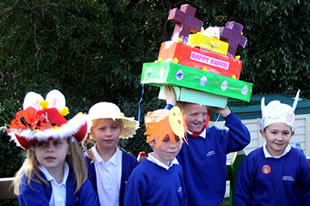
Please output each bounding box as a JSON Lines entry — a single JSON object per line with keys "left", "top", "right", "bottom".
{"left": 235, "top": 90, "right": 310, "bottom": 205}
{"left": 83, "top": 102, "right": 139, "bottom": 206}
{"left": 9, "top": 89, "right": 98, "bottom": 206}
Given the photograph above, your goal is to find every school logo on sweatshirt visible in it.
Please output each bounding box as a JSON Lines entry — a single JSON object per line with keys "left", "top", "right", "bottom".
{"left": 282, "top": 176, "right": 294, "bottom": 182}
{"left": 206, "top": 150, "right": 215, "bottom": 156}
{"left": 262, "top": 165, "right": 271, "bottom": 174}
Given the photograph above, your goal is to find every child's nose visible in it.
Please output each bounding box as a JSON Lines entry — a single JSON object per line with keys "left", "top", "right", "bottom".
{"left": 169, "top": 142, "right": 177, "bottom": 148}
{"left": 105, "top": 128, "right": 112, "bottom": 136}
{"left": 276, "top": 134, "right": 284, "bottom": 141}
{"left": 47, "top": 142, "right": 54, "bottom": 151}
{"left": 196, "top": 114, "right": 202, "bottom": 121}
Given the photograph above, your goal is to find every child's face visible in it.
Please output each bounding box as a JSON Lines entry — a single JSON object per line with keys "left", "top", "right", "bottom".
{"left": 260, "top": 122, "right": 294, "bottom": 156}
{"left": 182, "top": 103, "right": 208, "bottom": 133}
{"left": 34, "top": 138, "right": 69, "bottom": 173}
{"left": 91, "top": 119, "right": 121, "bottom": 150}
{"left": 150, "top": 135, "right": 182, "bottom": 166}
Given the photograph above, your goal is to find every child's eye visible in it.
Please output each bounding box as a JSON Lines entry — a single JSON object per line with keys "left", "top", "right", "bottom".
{"left": 37, "top": 142, "right": 47, "bottom": 147}
{"left": 163, "top": 136, "right": 170, "bottom": 142}
{"left": 53, "top": 140, "right": 62, "bottom": 146}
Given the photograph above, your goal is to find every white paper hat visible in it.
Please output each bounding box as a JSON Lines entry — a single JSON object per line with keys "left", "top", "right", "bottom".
{"left": 88, "top": 102, "right": 139, "bottom": 139}
{"left": 259, "top": 90, "right": 300, "bottom": 130}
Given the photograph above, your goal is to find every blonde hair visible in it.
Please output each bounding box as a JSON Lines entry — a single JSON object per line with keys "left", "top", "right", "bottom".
{"left": 144, "top": 109, "right": 169, "bottom": 129}
{"left": 13, "top": 138, "right": 87, "bottom": 195}
{"left": 82, "top": 118, "right": 122, "bottom": 162}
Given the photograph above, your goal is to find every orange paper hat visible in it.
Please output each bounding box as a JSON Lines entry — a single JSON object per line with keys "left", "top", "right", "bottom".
{"left": 7, "top": 89, "right": 88, "bottom": 149}
{"left": 144, "top": 106, "right": 188, "bottom": 148}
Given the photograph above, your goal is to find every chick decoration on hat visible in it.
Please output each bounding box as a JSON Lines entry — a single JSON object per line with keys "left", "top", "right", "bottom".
{"left": 144, "top": 106, "right": 188, "bottom": 148}
{"left": 7, "top": 89, "right": 88, "bottom": 149}
{"left": 87, "top": 102, "right": 139, "bottom": 139}
{"left": 259, "top": 90, "right": 300, "bottom": 131}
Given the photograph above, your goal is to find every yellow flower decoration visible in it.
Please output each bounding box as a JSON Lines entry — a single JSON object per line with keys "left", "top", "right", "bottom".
{"left": 235, "top": 55, "right": 241, "bottom": 60}
{"left": 40, "top": 100, "right": 49, "bottom": 109}
{"left": 172, "top": 58, "right": 179, "bottom": 64}
{"left": 121, "top": 113, "right": 125, "bottom": 117}
{"left": 202, "top": 67, "right": 207, "bottom": 71}
{"left": 177, "top": 38, "right": 183, "bottom": 43}
{"left": 59, "top": 107, "right": 69, "bottom": 116}
{"left": 157, "top": 58, "right": 163, "bottom": 62}
{"left": 53, "top": 126, "right": 60, "bottom": 130}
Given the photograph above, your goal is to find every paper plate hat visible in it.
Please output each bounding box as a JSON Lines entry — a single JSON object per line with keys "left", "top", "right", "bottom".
{"left": 7, "top": 89, "right": 88, "bottom": 149}
{"left": 259, "top": 90, "right": 300, "bottom": 130}
{"left": 88, "top": 102, "right": 139, "bottom": 139}
{"left": 144, "top": 106, "right": 188, "bottom": 148}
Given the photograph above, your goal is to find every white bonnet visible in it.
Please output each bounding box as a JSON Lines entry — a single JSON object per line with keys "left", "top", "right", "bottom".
{"left": 259, "top": 90, "right": 300, "bottom": 130}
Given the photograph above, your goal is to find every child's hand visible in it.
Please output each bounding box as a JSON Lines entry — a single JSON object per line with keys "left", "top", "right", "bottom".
{"left": 165, "top": 86, "right": 176, "bottom": 106}
{"left": 211, "top": 105, "right": 231, "bottom": 118}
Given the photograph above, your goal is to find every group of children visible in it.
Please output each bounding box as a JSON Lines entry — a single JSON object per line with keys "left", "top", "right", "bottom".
{"left": 7, "top": 87, "right": 310, "bottom": 206}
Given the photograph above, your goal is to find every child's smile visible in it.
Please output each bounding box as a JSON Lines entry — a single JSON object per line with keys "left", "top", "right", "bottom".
{"left": 261, "top": 123, "right": 293, "bottom": 156}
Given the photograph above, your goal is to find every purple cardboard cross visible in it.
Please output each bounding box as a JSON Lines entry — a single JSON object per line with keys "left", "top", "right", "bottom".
{"left": 220, "top": 21, "right": 247, "bottom": 57}
{"left": 168, "top": 4, "right": 203, "bottom": 43}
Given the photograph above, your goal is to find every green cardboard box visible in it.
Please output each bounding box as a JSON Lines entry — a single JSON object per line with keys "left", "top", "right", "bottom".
{"left": 141, "top": 61, "right": 252, "bottom": 102}
{"left": 158, "top": 86, "right": 228, "bottom": 108}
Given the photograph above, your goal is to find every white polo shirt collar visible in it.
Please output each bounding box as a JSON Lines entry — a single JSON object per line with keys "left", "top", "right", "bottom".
{"left": 147, "top": 152, "right": 179, "bottom": 170}
{"left": 263, "top": 142, "right": 291, "bottom": 159}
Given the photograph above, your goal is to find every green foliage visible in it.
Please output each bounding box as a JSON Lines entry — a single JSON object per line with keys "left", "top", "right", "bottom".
{"left": 0, "top": 0, "right": 309, "bottom": 180}
{"left": 0, "top": 0, "right": 309, "bottom": 108}
{"left": 0, "top": 98, "right": 25, "bottom": 177}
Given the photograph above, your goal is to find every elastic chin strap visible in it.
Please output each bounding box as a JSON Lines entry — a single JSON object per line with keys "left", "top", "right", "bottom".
{"left": 187, "top": 109, "right": 210, "bottom": 138}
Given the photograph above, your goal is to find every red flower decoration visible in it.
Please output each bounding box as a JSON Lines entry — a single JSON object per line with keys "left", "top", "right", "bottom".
{"left": 8, "top": 107, "right": 52, "bottom": 132}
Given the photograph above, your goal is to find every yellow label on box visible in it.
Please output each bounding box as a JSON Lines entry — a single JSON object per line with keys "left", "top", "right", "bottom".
{"left": 188, "top": 33, "right": 229, "bottom": 56}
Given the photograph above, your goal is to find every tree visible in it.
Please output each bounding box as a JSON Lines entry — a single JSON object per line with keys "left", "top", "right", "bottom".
{"left": 0, "top": 0, "right": 309, "bottom": 178}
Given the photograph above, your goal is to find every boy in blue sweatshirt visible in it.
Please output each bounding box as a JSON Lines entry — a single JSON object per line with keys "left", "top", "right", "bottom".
{"left": 165, "top": 86, "right": 251, "bottom": 206}
{"left": 124, "top": 107, "right": 187, "bottom": 206}
{"left": 235, "top": 90, "right": 310, "bottom": 205}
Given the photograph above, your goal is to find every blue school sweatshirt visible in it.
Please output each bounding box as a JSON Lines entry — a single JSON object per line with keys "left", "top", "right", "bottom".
{"left": 124, "top": 158, "right": 187, "bottom": 206}
{"left": 177, "top": 112, "right": 250, "bottom": 206}
{"left": 18, "top": 168, "right": 99, "bottom": 206}
{"left": 235, "top": 147, "right": 310, "bottom": 206}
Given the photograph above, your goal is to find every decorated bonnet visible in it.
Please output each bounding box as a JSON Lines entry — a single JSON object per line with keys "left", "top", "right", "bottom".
{"left": 7, "top": 89, "right": 88, "bottom": 149}
{"left": 259, "top": 90, "right": 300, "bottom": 130}
{"left": 87, "top": 102, "right": 139, "bottom": 139}
{"left": 144, "top": 106, "right": 188, "bottom": 148}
